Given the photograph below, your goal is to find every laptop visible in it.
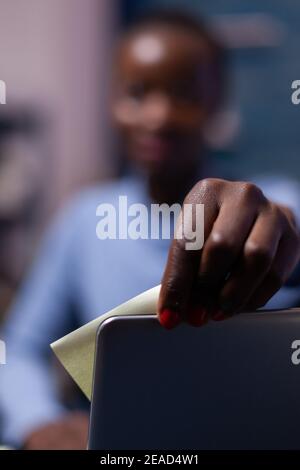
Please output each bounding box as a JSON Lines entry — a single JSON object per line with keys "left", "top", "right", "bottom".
{"left": 88, "top": 310, "right": 300, "bottom": 450}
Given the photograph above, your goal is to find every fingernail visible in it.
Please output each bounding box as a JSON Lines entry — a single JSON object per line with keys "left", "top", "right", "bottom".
{"left": 211, "top": 309, "right": 227, "bottom": 321}
{"left": 159, "top": 308, "right": 181, "bottom": 329}
{"left": 188, "top": 307, "right": 208, "bottom": 327}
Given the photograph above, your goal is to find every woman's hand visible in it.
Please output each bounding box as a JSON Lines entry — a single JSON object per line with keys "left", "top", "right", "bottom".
{"left": 158, "top": 178, "right": 300, "bottom": 328}
{"left": 23, "top": 412, "right": 89, "bottom": 450}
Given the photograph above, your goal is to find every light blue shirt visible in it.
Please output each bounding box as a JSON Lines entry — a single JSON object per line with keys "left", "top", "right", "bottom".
{"left": 1, "top": 174, "right": 300, "bottom": 447}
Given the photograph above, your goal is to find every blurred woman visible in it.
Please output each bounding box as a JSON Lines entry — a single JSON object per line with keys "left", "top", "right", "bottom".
{"left": 0, "top": 10, "right": 299, "bottom": 449}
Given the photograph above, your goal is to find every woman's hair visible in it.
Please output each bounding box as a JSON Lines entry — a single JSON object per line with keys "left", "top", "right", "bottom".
{"left": 123, "top": 8, "right": 227, "bottom": 100}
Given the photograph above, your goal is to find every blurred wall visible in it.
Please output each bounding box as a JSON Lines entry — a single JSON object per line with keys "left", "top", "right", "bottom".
{"left": 0, "top": 0, "right": 115, "bottom": 214}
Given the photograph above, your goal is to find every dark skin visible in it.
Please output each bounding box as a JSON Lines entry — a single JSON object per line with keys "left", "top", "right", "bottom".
{"left": 158, "top": 179, "right": 300, "bottom": 327}
{"left": 24, "top": 412, "right": 89, "bottom": 450}
{"left": 113, "top": 24, "right": 300, "bottom": 327}
{"left": 24, "top": 22, "right": 300, "bottom": 448}
{"left": 113, "top": 25, "right": 218, "bottom": 204}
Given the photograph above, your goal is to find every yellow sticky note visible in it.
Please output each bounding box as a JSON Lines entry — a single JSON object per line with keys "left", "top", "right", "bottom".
{"left": 51, "top": 285, "right": 161, "bottom": 400}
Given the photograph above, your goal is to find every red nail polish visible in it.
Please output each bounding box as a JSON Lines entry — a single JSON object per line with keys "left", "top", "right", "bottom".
{"left": 159, "top": 308, "right": 181, "bottom": 329}
{"left": 188, "top": 307, "right": 208, "bottom": 327}
{"left": 211, "top": 309, "right": 226, "bottom": 321}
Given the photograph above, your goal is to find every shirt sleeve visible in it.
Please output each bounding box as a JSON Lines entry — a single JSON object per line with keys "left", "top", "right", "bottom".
{"left": 0, "top": 201, "right": 81, "bottom": 448}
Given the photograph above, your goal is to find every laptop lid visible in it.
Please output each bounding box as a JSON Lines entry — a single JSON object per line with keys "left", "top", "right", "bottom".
{"left": 88, "top": 311, "right": 300, "bottom": 450}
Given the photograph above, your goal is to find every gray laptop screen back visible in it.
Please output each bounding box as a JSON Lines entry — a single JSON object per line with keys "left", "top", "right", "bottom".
{"left": 89, "top": 312, "right": 300, "bottom": 450}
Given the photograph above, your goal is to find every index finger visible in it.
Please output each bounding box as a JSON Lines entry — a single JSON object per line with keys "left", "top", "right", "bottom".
{"left": 157, "top": 186, "right": 219, "bottom": 328}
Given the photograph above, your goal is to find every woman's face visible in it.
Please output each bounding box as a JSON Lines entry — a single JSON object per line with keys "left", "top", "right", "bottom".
{"left": 113, "top": 25, "right": 219, "bottom": 176}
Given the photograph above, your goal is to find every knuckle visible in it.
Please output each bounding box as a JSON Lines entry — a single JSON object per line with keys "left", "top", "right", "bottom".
{"left": 207, "top": 231, "right": 236, "bottom": 255}
{"left": 197, "top": 178, "right": 220, "bottom": 191}
{"left": 186, "top": 178, "right": 222, "bottom": 203}
{"left": 244, "top": 242, "right": 273, "bottom": 268}
{"left": 236, "top": 181, "right": 264, "bottom": 203}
